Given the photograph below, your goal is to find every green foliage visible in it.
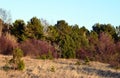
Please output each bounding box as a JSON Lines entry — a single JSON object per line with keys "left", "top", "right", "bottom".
{"left": 11, "top": 19, "right": 27, "bottom": 41}
{"left": 92, "top": 23, "right": 116, "bottom": 38}
{"left": 47, "top": 51, "right": 54, "bottom": 60}
{"left": 39, "top": 54, "right": 47, "bottom": 60}
{"left": 55, "top": 20, "right": 72, "bottom": 35}
{"left": 38, "top": 51, "right": 54, "bottom": 60}
{"left": 50, "top": 66, "right": 55, "bottom": 72}
{"left": 17, "top": 60, "right": 25, "bottom": 70}
{"left": 26, "top": 17, "right": 43, "bottom": 39}
{"left": 75, "top": 61, "right": 81, "bottom": 65}
{"left": 3, "top": 48, "right": 25, "bottom": 71}
{"left": 84, "top": 57, "right": 90, "bottom": 65}
{"left": 54, "top": 20, "right": 77, "bottom": 58}
{"left": 79, "top": 26, "right": 89, "bottom": 36}
{"left": 46, "top": 26, "right": 59, "bottom": 42}
{"left": 13, "top": 48, "right": 23, "bottom": 60}
{"left": 89, "top": 31, "right": 98, "bottom": 44}
{"left": 60, "top": 35, "right": 76, "bottom": 58}
{"left": 9, "top": 48, "right": 25, "bottom": 70}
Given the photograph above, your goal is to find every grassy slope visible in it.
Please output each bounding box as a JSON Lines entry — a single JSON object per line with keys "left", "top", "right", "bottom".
{"left": 0, "top": 55, "right": 120, "bottom": 78}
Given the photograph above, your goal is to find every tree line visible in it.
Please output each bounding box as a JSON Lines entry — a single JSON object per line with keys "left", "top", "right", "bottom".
{"left": 0, "top": 8, "right": 120, "bottom": 68}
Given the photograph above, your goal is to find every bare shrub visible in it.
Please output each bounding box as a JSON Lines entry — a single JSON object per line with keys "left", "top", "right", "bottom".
{"left": 109, "top": 42, "right": 120, "bottom": 69}
{"left": 95, "top": 32, "right": 116, "bottom": 62}
{"left": 76, "top": 32, "right": 119, "bottom": 67}
{"left": 20, "top": 39, "right": 58, "bottom": 58}
{"left": 0, "top": 33, "right": 18, "bottom": 55}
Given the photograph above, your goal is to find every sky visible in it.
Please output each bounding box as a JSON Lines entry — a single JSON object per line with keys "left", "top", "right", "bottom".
{"left": 0, "top": 0, "right": 120, "bottom": 30}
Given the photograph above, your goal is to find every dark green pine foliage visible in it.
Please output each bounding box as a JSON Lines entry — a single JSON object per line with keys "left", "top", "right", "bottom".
{"left": 55, "top": 20, "right": 76, "bottom": 58}
{"left": 26, "top": 17, "right": 43, "bottom": 39}
{"left": 11, "top": 19, "right": 27, "bottom": 41}
{"left": 92, "top": 23, "right": 116, "bottom": 39}
{"left": 59, "top": 35, "right": 76, "bottom": 58}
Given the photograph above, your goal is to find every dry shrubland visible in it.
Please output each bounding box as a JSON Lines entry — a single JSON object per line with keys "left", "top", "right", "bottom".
{"left": 0, "top": 55, "right": 120, "bottom": 78}
{"left": 1, "top": 8, "right": 120, "bottom": 78}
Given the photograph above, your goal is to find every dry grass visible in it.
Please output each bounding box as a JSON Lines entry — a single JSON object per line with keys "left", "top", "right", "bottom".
{"left": 0, "top": 55, "right": 120, "bottom": 78}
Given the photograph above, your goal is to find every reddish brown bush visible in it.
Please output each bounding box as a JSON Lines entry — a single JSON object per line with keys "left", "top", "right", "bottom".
{"left": 76, "top": 47, "right": 96, "bottom": 61}
{"left": 76, "top": 32, "right": 117, "bottom": 62}
{"left": 20, "top": 39, "right": 58, "bottom": 58}
{"left": 0, "top": 33, "right": 18, "bottom": 55}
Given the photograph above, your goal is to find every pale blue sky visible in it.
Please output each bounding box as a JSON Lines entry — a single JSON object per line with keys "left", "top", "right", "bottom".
{"left": 0, "top": 0, "right": 120, "bottom": 30}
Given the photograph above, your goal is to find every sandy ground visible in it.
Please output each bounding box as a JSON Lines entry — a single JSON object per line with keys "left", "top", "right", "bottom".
{"left": 0, "top": 55, "right": 120, "bottom": 78}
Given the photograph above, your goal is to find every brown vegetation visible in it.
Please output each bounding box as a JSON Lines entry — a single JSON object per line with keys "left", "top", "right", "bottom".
{"left": 0, "top": 55, "right": 120, "bottom": 78}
